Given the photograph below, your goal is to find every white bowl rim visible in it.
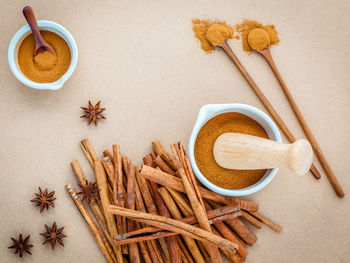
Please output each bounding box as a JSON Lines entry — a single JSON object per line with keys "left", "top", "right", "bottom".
{"left": 8, "top": 20, "right": 78, "bottom": 90}
{"left": 188, "top": 103, "right": 282, "bottom": 197}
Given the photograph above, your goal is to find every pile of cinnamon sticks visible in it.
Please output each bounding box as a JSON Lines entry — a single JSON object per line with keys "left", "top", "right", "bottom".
{"left": 66, "top": 139, "right": 282, "bottom": 263}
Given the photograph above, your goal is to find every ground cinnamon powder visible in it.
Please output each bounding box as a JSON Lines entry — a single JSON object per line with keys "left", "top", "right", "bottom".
{"left": 194, "top": 112, "right": 269, "bottom": 189}
{"left": 18, "top": 31, "right": 71, "bottom": 83}
{"left": 192, "top": 18, "right": 279, "bottom": 53}
{"left": 192, "top": 19, "right": 237, "bottom": 53}
{"left": 236, "top": 20, "right": 279, "bottom": 53}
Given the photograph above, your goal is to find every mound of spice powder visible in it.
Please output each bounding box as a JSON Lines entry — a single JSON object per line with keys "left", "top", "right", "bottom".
{"left": 192, "top": 19, "right": 238, "bottom": 53}
{"left": 194, "top": 112, "right": 269, "bottom": 189}
{"left": 235, "top": 20, "right": 279, "bottom": 53}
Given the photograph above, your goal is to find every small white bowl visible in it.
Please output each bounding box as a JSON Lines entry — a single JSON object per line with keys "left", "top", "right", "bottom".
{"left": 8, "top": 20, "right": 78, "bottom": 90}
{"left": 188, "top": 103, "right": 282, "bottom": 197}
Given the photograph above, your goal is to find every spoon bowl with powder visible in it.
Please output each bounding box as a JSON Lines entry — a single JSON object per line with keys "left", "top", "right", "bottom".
{"left": 247, "top": 27, "right": 344, "bottom": 197}
{"left": 22, "top": 6, "right": 56, "bottom": 57}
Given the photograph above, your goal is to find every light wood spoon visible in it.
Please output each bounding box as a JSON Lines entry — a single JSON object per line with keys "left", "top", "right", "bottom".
{"left": 213, "top": 133, "right": 313, "bottom": 176}
{"left": 252, "top": 44, "right": 344, "bottom": 197}
{"left": 217, "top": 41, "right": 321, "bottom": 179}
{"left": 22, "top": 6, "right": 56, "bottom": 56}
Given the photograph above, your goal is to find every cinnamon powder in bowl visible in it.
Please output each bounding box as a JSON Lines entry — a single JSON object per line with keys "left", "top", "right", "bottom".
{"left": 194, "top": 112, "right": 269, "bottom": 189}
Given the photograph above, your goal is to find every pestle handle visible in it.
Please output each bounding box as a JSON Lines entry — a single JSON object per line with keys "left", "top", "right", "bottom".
{"left": 213, "top": 133, "right": 313, "bottom": 176}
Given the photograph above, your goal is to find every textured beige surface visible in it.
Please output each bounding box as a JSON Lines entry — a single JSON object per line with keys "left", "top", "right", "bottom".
{"left": 1, "top": 0, "right": 350, "bottom": 262}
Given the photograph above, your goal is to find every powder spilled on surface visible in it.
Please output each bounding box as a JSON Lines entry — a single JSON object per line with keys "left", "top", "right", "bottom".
{"left": 192, "top": 19, "right": 238, "bottom": 53}
{"left": 236, "top": 20, "right": 279, "bottom": 53}
{"left": 194, "top": 112, "right": 269, "bottom": 189}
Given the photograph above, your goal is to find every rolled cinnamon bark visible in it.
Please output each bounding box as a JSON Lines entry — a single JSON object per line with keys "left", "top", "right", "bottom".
{"left": 241, "top": 211, "right": 263, "bottom": 229}
{"left": 154, "top": 155, "right": 176, "bottom": 175}
{"left": 66, "top": 184, "right": 115, "bottom": 263}
{"left": 80, "top": 139, "right": 98, "bottom": 168}
{"left": 152, "top": 140, "right": 179, "bottom": 171}
{"left": 134, "top": 165, "right": 166, "bottom": 263}
{"left": 145, "top": 168, "right": 183, "bottom": 263}
{"left": 126, "top": 164, "right": 141, "bottom": 263}
{"left": 108, "top": 206, "right": 238, "bottom": 253}
{"left": 203, "top": 201, "right": 248, "bottom": 259}
{"left": 158, "top": 186, "right": 206, "bottom": 263}
{"left": 249, "top": 212, "right": 283, "bottom": 232}
{"left": 172, "top": 142, "right": 222, "bottom": 263}
{"left": 208, "top": 200, "right": 257, "bottom": 246}
{"left": 140, "top": 165, "right": 258, "bottom": 212}
{"left": 95, "top": 160, "right": 124, "bottom": 263}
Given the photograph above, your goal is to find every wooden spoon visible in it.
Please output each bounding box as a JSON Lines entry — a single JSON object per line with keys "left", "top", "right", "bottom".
{"left": 251, "top": 43, "right": 344, "bottom": 197}
{"left": 217, "top": 41, "right": 321, "bottom": 179}
{"left": 213, "top": 133, "right": 313, "bottom": 176}
{"left": 22, "top": 6, "right": 56, "bottom": 56}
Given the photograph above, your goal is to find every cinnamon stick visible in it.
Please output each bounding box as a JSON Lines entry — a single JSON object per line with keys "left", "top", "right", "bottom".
{"left": 203, "top": 200, "right": 248, "bottom": 259}
{"left": 171, "top": 142, "right": 222, "bottom": 263}
{"left": 108, "top": 206, "right": 238, "bottom": 253}
{"left": 152, "top": 140, "right": 178, "bottom": 171}
{"left": 113, "top": 208, "right": 241, "bottom": 245}
{"left": 208, "top": 200, "right": 257, "bottom": 246}
{"left": 95, "top": 160, "right": 123, "bottom": 263}
{"left": 134, "top": 166, "right": 165, "bottom": 263}
{"left": 140, "top": 165, "right": 258, "bottom": 212}
{"left": 249, "top": 211, "right": 283, "bottom": 233}
{"left": 126, "top": 164, "right": 141, "bottom": 263}
{"left": 167, "top": 188, "right": 194, "bottom": 217}
{"left": 144, "top": 163, "right": 182, "bottom": 263}
{"left": 80, "top": 139, "right": 98, "bottom": 168}
{"left": 71, "top": 160, "right": 106, "bottom": 224}
{"left": 70, "top": 159, "right": 117, "bottom": 257}
{"left": 241, "top": 211, "right": 263, "bottom": 229}
{"left": 177, "top": 236, "right": 195, "bottom": 263}
{"left": 135, "top": 166, "right": 171, "bottom": 263}
{"left": 66, "top": 184, "right": 115, "bottom": 263}
{"left": 154, "top": 155, "right": 176, "bottom": 175}
{"left": 158, "top": 186, "right": 206, "bottom": 263}
{"left": 143, "top": 155, "right": 155, "bottom": 167}
{"left": 210, "top": 227, "right": 243, "bottom": 263}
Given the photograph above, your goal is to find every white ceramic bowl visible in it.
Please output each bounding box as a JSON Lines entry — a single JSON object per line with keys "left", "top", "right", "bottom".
{"left": 8, "top": 20, "right": 78, "bottom": 90}
{"left": 188, "top": 103, "right": 282, "bottom": 196}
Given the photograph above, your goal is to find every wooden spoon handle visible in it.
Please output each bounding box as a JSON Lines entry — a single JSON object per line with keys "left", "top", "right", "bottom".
{"left": 22, "top": 6, "right": 55, "bottom": 56}
{"left": 259, "top": 48, "right": 344, "bottom": 198}
{"left": 22, "top": 6, "right": 45, "bottom": 46}
{"left": 213, "top": 133, "right": 313, "bottom": 176}
{"left": 219, "top": 41, "right": 321, "bottom": 180}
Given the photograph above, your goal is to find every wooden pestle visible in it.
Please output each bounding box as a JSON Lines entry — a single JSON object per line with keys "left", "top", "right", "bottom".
{"left": 213, "top": 133, "right": 313, "bottom": 176}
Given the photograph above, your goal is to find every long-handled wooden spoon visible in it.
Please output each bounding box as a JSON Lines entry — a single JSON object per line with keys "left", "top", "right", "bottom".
{"left": 217, "top": 41, "right": 321, "bottom": 180}
{"left": 213, "top": 133, "right": 313, "bottom": 176}
{"left": 250, "top": 39, "right": 344, "bottom": 198}
{"left": 22, "top": 6, "right": 56, "bottom": 56}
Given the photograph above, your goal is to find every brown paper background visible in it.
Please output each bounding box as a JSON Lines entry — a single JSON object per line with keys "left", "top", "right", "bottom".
{"left": 1, "top": 0, "right": 350, "bottom": 262}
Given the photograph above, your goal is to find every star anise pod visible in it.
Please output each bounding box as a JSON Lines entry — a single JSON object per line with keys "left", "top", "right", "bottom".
{"left": 40, "top": 222, "right": 67, "bottom": 250}
{"left": 77, "top": 180, "right": 100, "bottom": 202}
{"left": 80, "top": 100, "right": 106, "bottom": 126}
{"left": 8, "top": 234, "right": 33, "bottom": 257}
{"left": 30, "top": 187, "right": 56, "bottom": 213}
